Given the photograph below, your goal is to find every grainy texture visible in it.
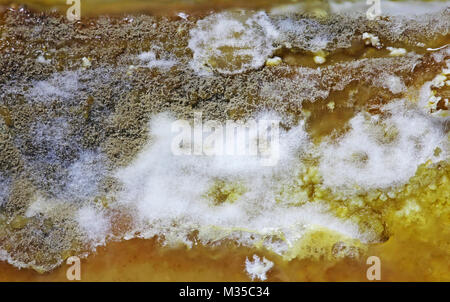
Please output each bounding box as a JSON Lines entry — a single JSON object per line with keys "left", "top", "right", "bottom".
{"left": 0, "top": 7, "right": 448, "bottom": 273}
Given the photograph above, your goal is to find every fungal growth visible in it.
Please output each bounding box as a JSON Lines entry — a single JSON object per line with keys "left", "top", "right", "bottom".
{"left": 0, "top": 0, "right": 448, "bottom": 281}
{"left": 188, "top": 11, "right": 280, "bottom": 75}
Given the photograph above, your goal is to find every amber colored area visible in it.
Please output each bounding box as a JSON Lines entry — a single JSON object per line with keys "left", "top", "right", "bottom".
{"left": 0, "top": 226, "right": 447, "bottom": 282}
{"left": 0, "top": 0, "right": 448, "bottom": 282}
{"left": 0, "top": 161, "right": 448, "bottom": 281}
{"left": 0, "top": 238, "right": 394, "bottom": 282}
{"left": 0, "top": 47, "right": 448, "bottom": 281}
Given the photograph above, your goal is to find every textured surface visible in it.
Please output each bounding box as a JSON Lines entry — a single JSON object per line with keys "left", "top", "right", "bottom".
{"left": 0, "top": 4, "right": 449, "bottom": 280}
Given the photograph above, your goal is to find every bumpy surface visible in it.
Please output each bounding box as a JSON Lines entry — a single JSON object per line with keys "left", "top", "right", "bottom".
{"left": 0, "top": 3, "right": 449, "bottom": 280}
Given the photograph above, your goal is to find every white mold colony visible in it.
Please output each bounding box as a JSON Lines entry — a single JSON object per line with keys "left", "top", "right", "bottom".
{"left": 188, "top": 11, "right": 279, "bottom": 75}
{"left": 64, "top": 151, "right": 108, "bottom": 201}
{"left": 245, "top": 255, "right": 274, "bottom": 281}
{"left": 24, "top": 195, "right": 63, "bottom": 218}
{"left": 76, "top": 205, "right": 110, "bottom": 247}
{"left": 269, "top": 0, "right": 449, "bottom": 17}
{"left": 319, "top": 100, "right": 447, "bottom": 191}
{"left": 418, "top": 60, "right": 450, "bottom": 121}
{"left": 113, "top": 113, "right": 371, "bottom": 257}
{"left": 372, "top": 74, "right": 406, "bottom": 94}
{"left": 110, "top": 100, "right": 447, "bottom": 255}
{"left": 137, "top": 49, "right": 178, "bottom": 70}
{"left": 0, "top": 67, "right": 120, "bottom": 106}
{"left": 274, "top": 18, "right": 333, "bottom": 52}
{"left": 28, "top": 71, "right": 81, "bottom": 101}
{"left": 330, "top": 0, "right": 449, "bottom": 16}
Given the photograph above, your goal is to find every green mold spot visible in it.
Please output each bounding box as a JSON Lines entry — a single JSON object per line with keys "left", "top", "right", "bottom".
{"left": 205, "top": 179, "right": 246, "bottom": 206}
{"left": 433, "top": 147, "right": 442, "bottom": 157}
{"left": 94, "top": 195, "right": 109, "bottom": 208}
{"left": 9, "top": 215, "right": 28, "bottom": 230}
{"left": 372, "top": 121, "right": 399, "bottom": 144}
{"left": 83, "top": 96, "right": 95, "bottom": 120}
{"left": 0, "top": 106, "right": 13, "bottom": 127}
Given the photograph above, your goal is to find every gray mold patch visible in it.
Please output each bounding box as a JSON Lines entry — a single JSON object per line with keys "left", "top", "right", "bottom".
{"left": 0, "top": 173, "right": 11, "bottom": 207}
{"left": 27, "top": 71, "right": 82, "bottom": 102}
{"left": 64, "top": 150, "right": 108, "bottom": 202}
{"left": 0, "top": 6, "right": 448, "bottom": 272}
{"left": 15, "top": 116, "right": 108, "bottom": 202}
